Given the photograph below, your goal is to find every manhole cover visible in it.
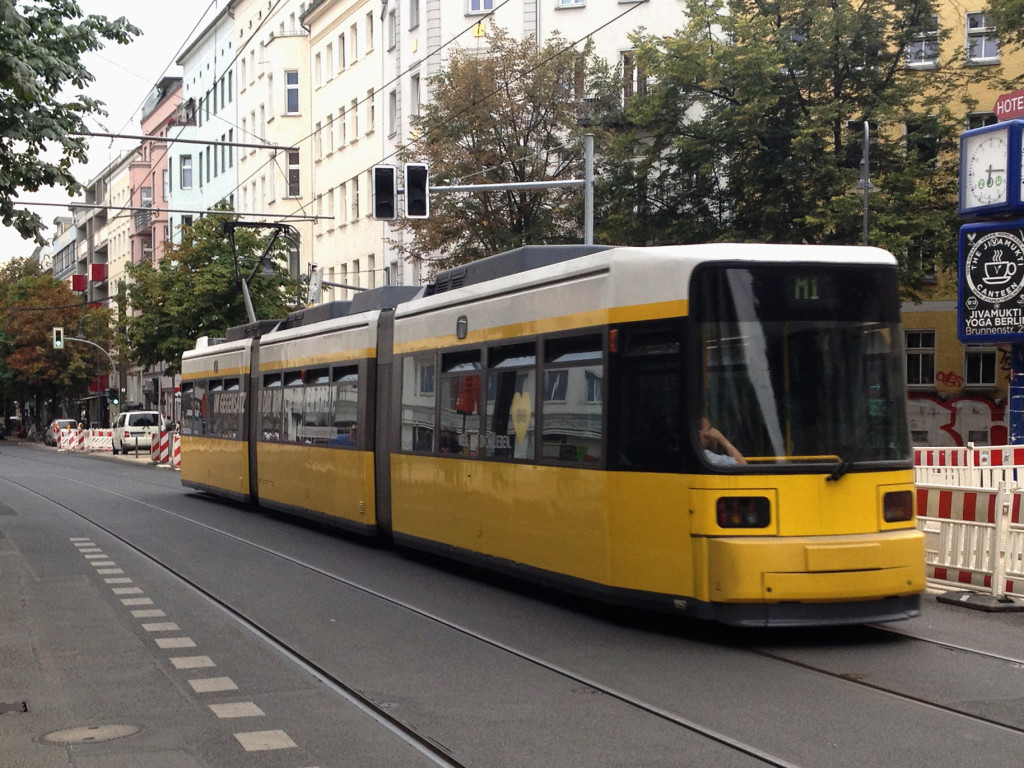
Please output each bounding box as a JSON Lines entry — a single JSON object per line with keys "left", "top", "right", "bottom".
{"left": 43, "top": 724, "right": 141, "bottom": 745}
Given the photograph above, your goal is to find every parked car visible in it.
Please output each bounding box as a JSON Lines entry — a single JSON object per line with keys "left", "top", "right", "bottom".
{"left": 45, "top": 419, "right": 78, "bottom": 446}
{"left": 111, "top": 411, "right": 163, "bottom": 455}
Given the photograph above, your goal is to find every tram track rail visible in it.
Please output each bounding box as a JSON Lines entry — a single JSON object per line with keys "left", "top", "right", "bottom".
{"left": 5, "top": 449, "right": 1024, "bottom": 764}
{"left": 2, "top": 464, "right": 808, "bottom": 768}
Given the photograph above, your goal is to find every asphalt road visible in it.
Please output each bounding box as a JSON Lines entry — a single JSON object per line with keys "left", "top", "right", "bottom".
{"left": 2, "top": 439, "right": 1023, "bottom": 768}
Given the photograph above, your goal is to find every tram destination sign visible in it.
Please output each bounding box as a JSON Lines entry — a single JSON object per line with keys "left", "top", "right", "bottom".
{"left": 959, "top": 219, "right": 1024, "bottom": 343}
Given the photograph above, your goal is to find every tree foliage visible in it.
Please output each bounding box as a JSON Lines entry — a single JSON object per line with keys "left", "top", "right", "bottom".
{"left": 394, "top": 27, "right": 611, "bottom": 270}
{"left": 590, "top": 0, "right": 988, "bottom": 296}
{"left": 121, "top": 210, "right": 298, "bottom": 376}
{"left": 0, "top": 0, "right": 138, "bottom": 245}
{"left": 985, "top": 0, "right": 1024, "bottom": 52}
{"left": 0, "top": 258, "right": 113, "bottom": 408}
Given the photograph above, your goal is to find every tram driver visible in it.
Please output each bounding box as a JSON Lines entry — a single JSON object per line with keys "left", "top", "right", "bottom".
{"left": 697, "top": 416, "right": 745, "bottom": 466}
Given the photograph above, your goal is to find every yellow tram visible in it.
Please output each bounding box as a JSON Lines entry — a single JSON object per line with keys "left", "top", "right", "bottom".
{"left": 181, "top": 244, "right": 924, "bottom": 626}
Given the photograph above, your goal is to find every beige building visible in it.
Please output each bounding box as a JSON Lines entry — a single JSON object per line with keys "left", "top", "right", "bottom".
{"left": 899, "top": 5, "right": 1024, "bottom": 445}
{"left": 305, "top": 0, "right": 386, "bottom": 299}
{"left": 233, "top": 0, "right": 314, "bottom": 283}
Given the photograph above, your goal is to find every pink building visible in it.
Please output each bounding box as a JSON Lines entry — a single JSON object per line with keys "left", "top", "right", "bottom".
{"left": 130, "top": 76, "right": 181, "bottom": 266}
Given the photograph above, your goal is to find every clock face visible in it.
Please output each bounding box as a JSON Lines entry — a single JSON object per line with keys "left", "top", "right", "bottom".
{"left": 963, "top": 128, "right": 1010, "bottom": 209}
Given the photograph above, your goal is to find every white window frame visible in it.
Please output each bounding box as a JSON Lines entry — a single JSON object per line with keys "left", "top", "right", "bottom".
{"left": 468, "top": 0, "right": 494, "bottom": 13}
{"left": 906, "top": 330, "right": 936, "bottom": 387}
{"left": 966, "top": 12, "right": 999, "bottom": 64}
{"left": 906, "top": 15, "right": 939, "bottom": 68}
{"left": 285, "top": 70, "right": 300, "bottom": 114}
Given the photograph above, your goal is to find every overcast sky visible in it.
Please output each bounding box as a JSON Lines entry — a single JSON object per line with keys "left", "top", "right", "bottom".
{"left": 1, "top": 0, "right": 218, "bottom": 264}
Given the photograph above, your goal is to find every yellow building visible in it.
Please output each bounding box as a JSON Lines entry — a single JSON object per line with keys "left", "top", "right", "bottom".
{"left": 900, "top": 6, "right": 1022, "bottom": 446}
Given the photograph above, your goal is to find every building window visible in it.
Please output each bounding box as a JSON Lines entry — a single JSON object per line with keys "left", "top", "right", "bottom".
{"left": 387, "top": 9, "right": 397, "bottom": 50}
{"left": 409, "top": 0, "right": 419, "bottom": 29}
{"left": 388, "top": 90, "right": 398, "bottom": 135}
{"left": 287, "top": 150, "right": 301, "bottom": 197}
{"left": 907, "top": 16, "right": 939, "bottom": 67}
{"left": 965, "top": 348, "right": 997, "bottom": 387}
{"left": 180, "top": 155, "right": 193, "bottom": 189}
{"left": 365, "top": 12, "right": 374, "bottom": 51}
{"left": 968, "top": 112, "right": 998, "bottom": 130}
{"left": 366, "top": 89, "right": 375, "bottom": 134}
{"left": 967, "top": 13, "right": 999, "bottom": 63}
{"left": 905, "top": 115, "right": 940, "bottom": 167}
{"left": 285, "top": 70, "right": 300, "bottom": 114}
{"left": 468, "top": 0, "right": 494, "bottom": 12}
{"left": 622, "top": 51, "right": 646, "bottom": 100}
{"left": 906, "top": 330, "right": 935, "bottom": 386}
{"left": 558, "top": 0, "right": 585, "bottom": 5}
{"left": 410, "top": 74, "right": 421, "bottom": 117}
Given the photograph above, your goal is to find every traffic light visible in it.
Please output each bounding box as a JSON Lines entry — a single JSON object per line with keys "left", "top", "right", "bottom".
{"left": 371, "top": 165, "right": 397, "bottom": 221}
{"left": 404, "top": 162, "right": 429, "bottom": 219}
{"left": 107, "top": 387, "right": 119, "bottom": 406}
{"left": 52, "top": 327, "right": 64, "bottom": 349}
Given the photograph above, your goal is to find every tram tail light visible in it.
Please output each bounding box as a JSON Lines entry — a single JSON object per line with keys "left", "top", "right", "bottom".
{"left": 883, "top": 491, "right": 915, "bottom": 522}
{"left": 716, "top": 497, "right": 770, "bottom": 528}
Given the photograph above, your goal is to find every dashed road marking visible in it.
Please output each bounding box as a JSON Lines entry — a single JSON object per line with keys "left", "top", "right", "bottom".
{"left": 121, "top": 597, "right": 154, "bottom": 606}
{"left": 142, "top": 622, "right": 180, "bottom": 632}
{"left": 234, "top": 729, "right": 297, "bottom": 751}
{"left": 156, "top": 636, "right": 197, "bottom": 649}
{"left": 209, "top": 702, "right": 264, "bottom": 718}
{"left": 131, "top": 608, "right": 166, "bottom": 618}
{"left": 70, "top": 538, "right": 306, "bottom": 757}
{"left": 189, "top": 677, "right": 239, "bottom": 693}
{"left": 171, "top": 656, "right": 215, "bottom": 670}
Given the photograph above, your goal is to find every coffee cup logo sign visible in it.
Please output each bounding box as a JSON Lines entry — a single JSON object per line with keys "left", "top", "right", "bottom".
{"left": 962, "top": 228, "right": 1024, "bottom": 338}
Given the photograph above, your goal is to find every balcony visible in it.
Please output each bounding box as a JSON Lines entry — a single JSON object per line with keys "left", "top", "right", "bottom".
{"left": 133, "top": 207, "right": 154, "bottom": 233}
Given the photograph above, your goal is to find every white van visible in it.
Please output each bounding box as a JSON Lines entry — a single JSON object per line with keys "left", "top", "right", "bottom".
{"left": 111, "top": 411, "right": 164, "bottom": 455}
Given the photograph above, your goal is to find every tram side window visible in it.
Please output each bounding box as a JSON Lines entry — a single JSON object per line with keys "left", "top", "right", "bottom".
{"left": 440, "top": 350, "right": 481, "bottom": 456}
{"left": 486, "top": 342, "right": 536, "bottom": 460}
{"left": 207, "top": 379, "right": 223, "bottom": 436}
{"left": 401, "top": 353, "right": 435, "bottom": 451}
{"left": 210, "top": 378, "right": 243, "bottom": 440}
{"left": 261, "top": 373, "right": 283, "bottom": 441}
{"left": 614, "top": 324, "right": 684, "bottom": 471}
{"left": 331, "top": 365, "right": 359, "bottom": 447}
{"left": 302, "top": 367, "right": 332, "bottom": 445}
{"left": 181, "top": 381, "right": 203, "bottom": 436}
{"left": 541, "top": 334, "right": 603, "bottom": 464}
{"left": 283, "top": 370, "right": 305, "bottom": 443}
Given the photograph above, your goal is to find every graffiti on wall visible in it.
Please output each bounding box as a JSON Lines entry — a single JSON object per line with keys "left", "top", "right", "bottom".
{"left": 908, "top": 394, "right": 1007, "bottom": 447}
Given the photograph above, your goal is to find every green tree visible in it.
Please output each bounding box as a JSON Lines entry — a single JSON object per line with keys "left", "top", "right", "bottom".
{"left": 0, "top": 258, "right": 113, "bottom": 413}
{"left": 592, "top": 0, "right": 989, "bottom": 295}
{"left": 985, "top": 0, "right": 1024, "bottom": 52}
{"left": 121, "top": 210, "right": 298, "bottom": 377}
{"left": 0, "top": 0, "right": 138, "bottom": 245}
{"left": 394, "top": 27, "right": 609, "bottom": 270}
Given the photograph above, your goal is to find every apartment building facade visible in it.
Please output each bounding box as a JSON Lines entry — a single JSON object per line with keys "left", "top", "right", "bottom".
{"left": 168, "top": 3, "right": 240, "bottom": 241}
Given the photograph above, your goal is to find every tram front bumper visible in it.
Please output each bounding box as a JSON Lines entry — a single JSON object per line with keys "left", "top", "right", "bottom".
{"left": 704, "top": 530, "right": 925, "bottom": 603}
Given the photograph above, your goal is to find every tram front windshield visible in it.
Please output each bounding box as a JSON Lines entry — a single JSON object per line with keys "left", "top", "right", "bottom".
{"left": 692, "top": 264, "right": 911, "bottom": 469}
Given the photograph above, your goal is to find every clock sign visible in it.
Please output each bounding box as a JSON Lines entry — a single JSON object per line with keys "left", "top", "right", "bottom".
{"left": 959, "top": 120, "right": 1024, "bottom": 218}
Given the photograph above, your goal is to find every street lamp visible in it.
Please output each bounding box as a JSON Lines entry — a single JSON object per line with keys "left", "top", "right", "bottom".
{"left": 854, "top": 120, "right": 876, "bottom": 246}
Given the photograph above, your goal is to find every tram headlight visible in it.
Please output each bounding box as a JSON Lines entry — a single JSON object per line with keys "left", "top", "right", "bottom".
{"left": 716, "top": 497, "right": 770, "bottom": 528}
{"left": 883, "top": 491, "right": 915, "bottom": 522}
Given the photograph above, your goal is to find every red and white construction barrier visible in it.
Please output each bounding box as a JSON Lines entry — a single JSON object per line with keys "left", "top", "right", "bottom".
{"left": 171, "top": 433, "right": 181, "bottom": 470}
{"left": 916, "top": 483, "right": 1024, "bottom": 598}
{"left": 150, "top": 430, "right": 171, "bottom": 464}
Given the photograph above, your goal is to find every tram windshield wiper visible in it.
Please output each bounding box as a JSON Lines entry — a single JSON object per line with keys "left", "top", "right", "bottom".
{"left": 827, "top": 425, "right": 873, "bottom": 482}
